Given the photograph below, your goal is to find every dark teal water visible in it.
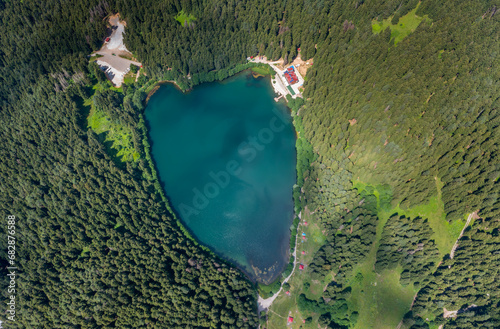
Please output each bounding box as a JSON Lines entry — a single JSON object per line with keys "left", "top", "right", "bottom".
{"left": 145, "top": 72, "right": 296, "bottom": 283}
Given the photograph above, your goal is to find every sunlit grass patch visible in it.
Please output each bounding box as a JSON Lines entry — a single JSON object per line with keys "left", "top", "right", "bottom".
{"left": 88, "top": 105, "right": 139, "bottom": 162}
{"left": 350, "top": 266, "right": 416, "bottom": 329}
{"left": 175, "top": 10, "right": 196, "bottom": 27}
{"left": 349, "top": 176, "right": 465, "bottom": 328}
{"left": 372, "top": 3, "right": 431, "bottom": 45}
{"left": 251, "top": 65, "right": 275, "bottom": 77}
{"left": 123, "top": 71, "right": 137, "bottom": 85}
{"left": 90, "top": 54, "right": 103, "bottom": 62}
{"left": 267, "top": 210, "right": 328, "bottom": 329}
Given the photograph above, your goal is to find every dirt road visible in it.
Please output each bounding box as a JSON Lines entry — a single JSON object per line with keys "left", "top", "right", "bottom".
{"left": 450, "top": 211, "right": 477, "bottom": 259}
{"left": 257, "top": 212, "right": 301, "bottom": 313}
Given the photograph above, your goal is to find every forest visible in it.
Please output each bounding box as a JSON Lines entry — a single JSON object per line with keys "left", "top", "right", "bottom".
{"left": 1, "top": 0, "right": 499, "bottom": 328}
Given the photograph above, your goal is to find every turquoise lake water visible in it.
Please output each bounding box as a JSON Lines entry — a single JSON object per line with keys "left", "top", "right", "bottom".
{"left": 145, "top": 72, "right": 296, "bottom": 283}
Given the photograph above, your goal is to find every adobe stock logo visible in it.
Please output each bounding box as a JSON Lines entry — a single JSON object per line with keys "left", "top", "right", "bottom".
{"left": 178, "top": 107, "right": 291, "bottom": 223}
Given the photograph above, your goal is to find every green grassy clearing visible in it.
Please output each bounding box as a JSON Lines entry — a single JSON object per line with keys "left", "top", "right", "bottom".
{"left": 88, "top": 105, "right": 139, "bottom": 162}
{"left": 348, "top": 182, "right": 414, "bottom": 328}
{"left": 251, "top": 65, "right": 275, "bottom": 77}
{"left": 87, "top": 81, "right": 139, "bottom": 162}
{"left": 349, "top": 178, "right": 465, "bottom": 328}
{"left": 83, "top": 97, "right": 93, "bottom": 107}
{"left": 267, "top": 210, "right": 329, "bottom": 329}
{"left": 175, "top": 10, "right": 196, "bottom": 27}
{"left": 372, "top": 3, "right": 430, "bottom": 45}
{"left": 353, "top": 178, "right": 464, "bottom": 257}
{"left": 123, "top": 71, "right": 136, "bottom": 85}
{"left": 268, "top": 175, "right": 464, "bottom": 328}
{"left": 80, "top": 246, "right": 90, "bottom": 257}
{"left": 109, "top": 85, "right": 123, "bottom": 93}
{"left": 119, "top": 53, "right": 133, "bottom": 60}
{"left": 350, "top": 266, "right": 416, "bottom": 329}
{"left": 92, "top": 83, "right": 102, "bottom": 90}
{"left": 90, "top": 54, "right": 103, "bottom": 62}
{"left": 349, "top": 181, "right": 414, "bottom": 328}
{"left": 91, "top": 80, "right": 123, "bottom": 93}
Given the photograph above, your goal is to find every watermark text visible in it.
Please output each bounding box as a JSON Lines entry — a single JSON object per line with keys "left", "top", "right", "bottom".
{"left": 6, "top": 215, "right": 17, "bottom": 322}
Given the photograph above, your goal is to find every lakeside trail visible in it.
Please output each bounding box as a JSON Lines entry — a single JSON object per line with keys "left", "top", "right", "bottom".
{"left": 268, "top": 63, "right": 289, "bottom": 99}
{"left": 257, "top": 212, "right": 301, "bottom": 313}
{"left": 250, "top": 56, "right": 305, "bottom": 99}
{"left": 250, "top": 58, "right": 288, "bottom": 99}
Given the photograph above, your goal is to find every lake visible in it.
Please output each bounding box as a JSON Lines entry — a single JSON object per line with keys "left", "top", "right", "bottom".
{"left": 145, "top": 72, "right": 296, "bottom": 283}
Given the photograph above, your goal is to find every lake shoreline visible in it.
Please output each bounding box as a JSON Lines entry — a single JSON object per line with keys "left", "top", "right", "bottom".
{"left": 145, "top": 62, "right": 290, "bottom": 104}
{"left": 145, "top": 80, "right": 184, "bottom": 104}
{"left": 144, "top": 71, "right": 297, "bottom": 285}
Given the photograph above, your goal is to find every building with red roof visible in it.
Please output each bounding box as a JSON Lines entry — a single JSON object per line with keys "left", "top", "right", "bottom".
{"left": 284, "top": 66, "right": 299, "bottom": 85}
{"left": 299, "top": 264, "right": 305, "bottom": 270}
{"left": 288, "top": 316, "right": 294, "bottom": 323}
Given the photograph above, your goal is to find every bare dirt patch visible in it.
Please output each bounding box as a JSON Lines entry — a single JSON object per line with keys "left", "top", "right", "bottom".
{"left": 92, "top": 13, "right": 142, "bottom": 87}
{"left": 443, "top": 307, "right": 458, "bottom": 318}
{"left": 289, "top": 54, "right": 314, "bottom": 77}
{"left": 252, "top": 53, "right": 313, "bottom": 78}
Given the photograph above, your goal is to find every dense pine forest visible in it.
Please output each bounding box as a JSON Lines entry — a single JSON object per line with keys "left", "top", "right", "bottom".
{"left": 1, "top": 0, "right": 499, "bottom": 328}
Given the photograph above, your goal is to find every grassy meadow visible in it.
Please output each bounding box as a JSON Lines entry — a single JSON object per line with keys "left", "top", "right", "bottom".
{"left": 372, "top": 3, "right": 430, "bottom": 45}
{"left": 175, "top": 10, "right": 196, "bottom": 27}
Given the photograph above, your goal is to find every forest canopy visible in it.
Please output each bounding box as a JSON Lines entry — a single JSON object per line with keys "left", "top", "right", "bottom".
{"left": 0, "top": 0, "right": 499, "bottom": 328}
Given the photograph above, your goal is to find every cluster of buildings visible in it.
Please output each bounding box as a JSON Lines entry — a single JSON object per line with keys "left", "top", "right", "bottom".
{"left": 284, "top": 66, "right": 299, "bottom": 85}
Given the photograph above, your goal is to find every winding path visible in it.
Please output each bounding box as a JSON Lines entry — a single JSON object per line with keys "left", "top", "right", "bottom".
{"left": 450, "top": 211, "right": 476, "bottom": 259}
{"left": 396, "top": 211, "right": 476, "bottom": 328}
{"left": 257, "top": 212, "right": 301, "bottom": 313}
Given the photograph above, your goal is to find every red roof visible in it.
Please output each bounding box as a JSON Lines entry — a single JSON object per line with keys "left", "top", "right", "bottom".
{"left": 299, "top": 264, "right": 305, "bottom": 270}
{"left": 285, "top": 72, "right": 298, "bottom": 84}
{"left": 105, "top": 37, "right": 110, "bottom": 42}
{"left": 284, "top": 68, "right": 298, "bottom": 84}
{"left": 285, "top": 291, "right": 290, "bottom": 295}
{"left": 301, "top": 251, "right": 305, "bottom": 255}
{"left": 288, "top": 316, "right": 294, "bottom": 323}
